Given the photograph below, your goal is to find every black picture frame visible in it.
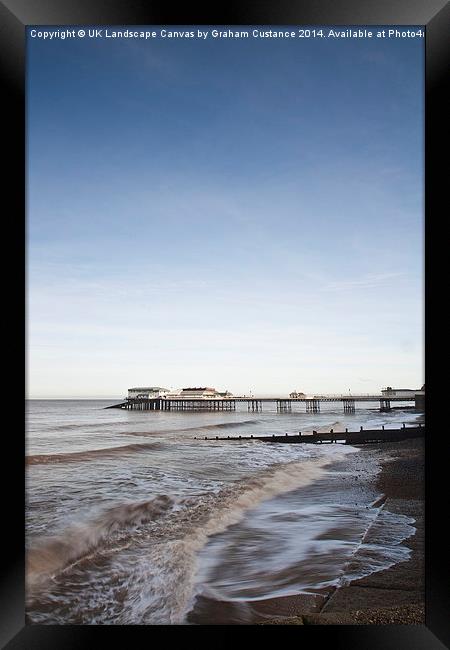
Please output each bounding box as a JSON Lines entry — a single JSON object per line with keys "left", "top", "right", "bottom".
{"left": 2, "top": 0, "right": 448, "bottom": 647}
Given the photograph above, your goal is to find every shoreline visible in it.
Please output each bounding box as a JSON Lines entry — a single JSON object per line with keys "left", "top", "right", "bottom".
{"left": 259, "top": 437, "right": 425, "bottom": 625}
{"left": 187, "top": 436, "right": 424, "bottom": 625}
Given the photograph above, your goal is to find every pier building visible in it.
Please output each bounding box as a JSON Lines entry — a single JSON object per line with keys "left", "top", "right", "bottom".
{"left": 381, "top": 387, "right": 422, "bottom": 398}
{"left": 127, "top": 387, "right": 170, "bottom": 399}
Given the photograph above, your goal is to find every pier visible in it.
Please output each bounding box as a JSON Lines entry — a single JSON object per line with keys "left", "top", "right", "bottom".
{"left": 106, "top": 394, "right": 422, "bottom": 413}
{"left": 107, "top": 398, "right": 237, "bottom": 411}
{"left": 195, "top": 424, "right": 424, "bottom": 445}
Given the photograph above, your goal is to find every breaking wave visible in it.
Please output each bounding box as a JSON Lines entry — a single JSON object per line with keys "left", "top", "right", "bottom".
{"left": 123, "top": 419, "right": 260, "bottom": 438}
{"left": 26, "top": 495, "right": 175, "bottom": 589}
{"left": 26, "top": 454, "right": 340, "bottom": 623}
{"left": 107, "top": 455, "right": 340, "bottom": 624}
{"left": 26, "top": 442, "right": 164, "bottom": 465}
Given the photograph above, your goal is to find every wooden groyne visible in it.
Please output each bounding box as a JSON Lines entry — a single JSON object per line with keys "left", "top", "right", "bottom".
{"left": 195, "top": 424, "right": 424, "bottom": 445}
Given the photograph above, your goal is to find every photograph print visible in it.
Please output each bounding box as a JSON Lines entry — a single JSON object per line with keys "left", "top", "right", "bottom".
{"left": 26, "top": 24, "right": 425, "bottom": 626}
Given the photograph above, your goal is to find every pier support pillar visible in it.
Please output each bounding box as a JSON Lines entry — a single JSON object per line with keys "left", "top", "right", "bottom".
{"left": 248, "top": 400, "right": 262, "bottom": 411}
{"left": 277, "top": 400, "right": 292, "bottom": 412}
{"left": 306, "top": 399, "right": 320, "bottom": 413}
{"left": 343, "top": 399, "right": 355, "bottom": 413}
{"left": 380, "top": 398, "right": 391, "bottom": 412}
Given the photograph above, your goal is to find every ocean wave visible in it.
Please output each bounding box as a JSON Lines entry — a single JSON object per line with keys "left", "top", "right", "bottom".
{"left": 26, "top": 453, "right": 341, "bottom": 622}
{"left": 123, "top": 419, "right": 260, "bottom": 438}
{"left": 197, "top": 419, "right": 260, "bottom": 431}
{"left": 26, "top": 442, "right": 164, "bottom": 465}
{"left": 315, "top": 420, "right": 346, "bottom": 433}
{"left": 26, "top": 495, "right": 175, "bottom": 589}
{"left": 35, "top": 421, "right": 121, "bottom": 433}
{"left": 115, "top": 455, "right": 341, "bottom": 624}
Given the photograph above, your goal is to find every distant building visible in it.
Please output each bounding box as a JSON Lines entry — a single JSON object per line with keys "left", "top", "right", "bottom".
{"left": 178, "top": 387, "right": 231, "bottom": 399}
{"left": 290, "top": 391, "right": 306, "bottom": 399}
{"left": 128, "top": 387, "right": 170, "bottom": 399}
{"left": 415, "top": 386, "right": 425, "bottom": 411}
{"left": 381, "top": 387, "right": 421, "bottom": 398}
{"left": 128, "top": 386, "right": 233, "bottom": 400}
{"left": 163, "top": 387, "right": 233, "bottom": 399}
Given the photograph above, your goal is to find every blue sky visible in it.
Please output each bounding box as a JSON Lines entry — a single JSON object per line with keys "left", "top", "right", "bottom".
{"left": 27, "top": 29, "right": 424, "bottom": 397}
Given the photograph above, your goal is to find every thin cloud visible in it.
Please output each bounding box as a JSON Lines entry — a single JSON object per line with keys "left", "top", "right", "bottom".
{"left": 322, "top": 272, "right": 405, "bottom": 292}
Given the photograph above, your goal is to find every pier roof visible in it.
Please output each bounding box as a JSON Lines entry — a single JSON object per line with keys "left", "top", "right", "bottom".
{"left": 129, "top": 386, "right": 169, "bottom": 391}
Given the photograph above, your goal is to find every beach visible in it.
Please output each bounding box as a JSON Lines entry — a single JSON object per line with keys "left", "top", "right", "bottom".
{"left": 255, "top": 436, "right": 425, "bottom": 625}
{"left": 26, "top": 400, "right": 424, "bottom": 625}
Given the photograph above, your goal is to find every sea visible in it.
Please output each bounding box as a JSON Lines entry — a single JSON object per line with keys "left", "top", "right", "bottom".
{"left": 25, "top": 399, "right": 421, "bottom": 624}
